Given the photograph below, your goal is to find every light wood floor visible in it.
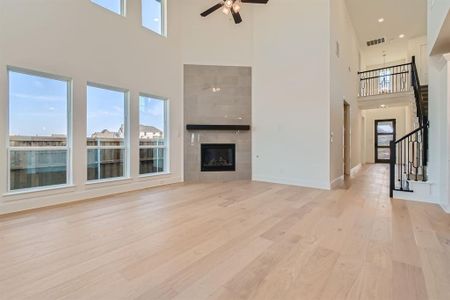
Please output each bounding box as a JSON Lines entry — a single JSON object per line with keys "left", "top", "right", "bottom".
{"left": 1, "top": 165, "right": 450, "bottom": 300}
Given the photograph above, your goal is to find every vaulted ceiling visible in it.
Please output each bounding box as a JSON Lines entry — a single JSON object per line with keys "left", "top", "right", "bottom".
{"left": 345, "top": 0, "right": 427, "bottom": 46}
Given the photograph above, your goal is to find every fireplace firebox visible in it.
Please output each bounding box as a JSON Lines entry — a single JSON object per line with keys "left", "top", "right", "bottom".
{"left": 201, "top": 144, "right": 236, "bottom": 172}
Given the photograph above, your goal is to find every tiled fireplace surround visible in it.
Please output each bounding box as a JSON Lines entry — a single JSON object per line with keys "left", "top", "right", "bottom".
{"left": 184, "top": 65, "right": 252, "bottom": 181}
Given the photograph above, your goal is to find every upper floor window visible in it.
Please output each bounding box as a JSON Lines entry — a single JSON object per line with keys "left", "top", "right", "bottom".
{"left": 139, "top": 95, "right": 168, "bottom": 175}
{"left": 91, "top": 0, "right": 125, "bottom": 16}
{"left": 8, "top": 68, "right": 71, "bottom": 191}
{"left": 379, "top": 69, "right": 392, "bottom": 94}
{"left": 142, "top": 0, "right": 166, "bottom": 36}
{"left": 87, "top": 84, "right": 128, "bottom": 182}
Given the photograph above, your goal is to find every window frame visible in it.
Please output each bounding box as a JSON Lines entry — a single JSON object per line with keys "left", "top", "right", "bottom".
{"left": 138, "top": 93, "right": 169, "bottom": 177}
{"left": 6, "top": 66, "right": 73, "bottom": 193}
{"left": 378, "top": 69, "right": 393, "bottom": 94}
{"left": 86, "top": 82, "right": 130, "bottom": 183}
{"left": 91, "top": 0, "right": 127, "bottom": 16}
{"left": 141, "top": 0, "right": 167, "bottom": 37}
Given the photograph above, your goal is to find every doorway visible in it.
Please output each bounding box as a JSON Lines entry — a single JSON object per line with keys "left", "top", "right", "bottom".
{"left": 374, "top": 119, "right": 396, "bottom": 163}
{"left": 344, "top": 102, "right": 351, "bottom": 175}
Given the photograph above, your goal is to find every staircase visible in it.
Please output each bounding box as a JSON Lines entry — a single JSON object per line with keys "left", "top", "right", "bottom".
{"left": 389, "top": 56, "right": 430, "bottom": 198}
{"left": 421, "top": 85, "right": 429, "bottom": 117}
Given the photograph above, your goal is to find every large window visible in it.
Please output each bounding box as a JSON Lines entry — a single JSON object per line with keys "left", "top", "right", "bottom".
{"left": 91, "top": 0, "right": 125, "bottom": 16}
{"left": 139, "top": 95, "right": 168, "bottom": 175}
{"left": 8, "top": 69, "right": 71, "bottom": 191}
{"left": 87, "top": 84, "right": 128, "bottom": 181}
{"left": 379, "top": 69, "right": 392, "bottom": 94}
{"left": 142, "top": 0, "right": 166, "bottom": 36}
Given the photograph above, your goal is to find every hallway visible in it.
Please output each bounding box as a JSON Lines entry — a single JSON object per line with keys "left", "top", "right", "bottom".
{"left": 0, "top": 165, "right": 449, "bottom": 299}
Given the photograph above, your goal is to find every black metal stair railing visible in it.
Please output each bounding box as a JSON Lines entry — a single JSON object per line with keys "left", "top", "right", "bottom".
{"left": 389, "top": 125, "right": 427, "bottom": 196}
{"left": 389, "top": 56, "right": 429, "bottom": 197}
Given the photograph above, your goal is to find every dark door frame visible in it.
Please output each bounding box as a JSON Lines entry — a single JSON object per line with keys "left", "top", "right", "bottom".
{"left": 343, "top": 101, "right": 351, "bottom": 175}
{"left": 374, "top": 119, "right": 396, "bottom": 164}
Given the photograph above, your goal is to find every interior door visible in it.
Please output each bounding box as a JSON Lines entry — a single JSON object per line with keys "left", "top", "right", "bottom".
{"left": 375, "top": 119, "right": 396, "bottom": 163}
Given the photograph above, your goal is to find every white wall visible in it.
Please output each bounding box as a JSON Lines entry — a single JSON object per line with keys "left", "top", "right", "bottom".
{"left": 364, "top": 59, "right": 409, "bottom": 72}
{"left": 0, "top": 0, "right": 183, "bottom": 214}
{"left": 442, "top": 56, "right": 450, "bottom": 212}
{"left": 180, "top": 0, "right": 253, "bottom": 66}
{"left": 360, "top": 35, "right": 428, "bottom": 84}
{"left": 0, "top": 0, "right": 369, "bottom": 214}
{"left": 361, "top": 40, "right": 409, "bottom": 70}
{"left": 251, "top": 0, "right": 331, "bottom": 189}
{"left": 408, "top": 36, "right": 429, "bottom": 83}
{"left": 362, "top": 106, "right": 410, "bottom": 164}
{"left": 428, "top": 0, "right": 450, "bottom": 50}
{"left": 427, "top": 0, "right": 450, "bottom": 211}
{"left": 330, "top": 0, "right": 362, "bottom": 183}
{"left": 181, "top": 0, "right": 351, "bottom": 190}
{"left": 428, "top": 54, "right": 450, "bottom": 210}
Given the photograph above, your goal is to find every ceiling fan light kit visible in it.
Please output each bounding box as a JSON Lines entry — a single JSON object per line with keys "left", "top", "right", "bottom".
{"left": 200, "top": 0, "right": 269, "bottom": 24}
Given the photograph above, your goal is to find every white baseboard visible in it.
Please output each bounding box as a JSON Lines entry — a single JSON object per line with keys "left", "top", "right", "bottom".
{"left": 350, "top": 164, "right": 362, "bottom": 176}
{"left": 330, "top": 175, "right": 344, "bottom": 189}
{"left": 252, "top": 175, "right": 330, "bottom": 190}
{"left": 393, "top": 191, "right": 438, "bottom": 204}
{"left": 329, "top": 164, "right": 361, "bottom": 189}
{"left": 393, "top": 180, "right": 437, "bottom": 205}
{"left": 0, "top": 176, "right": 183, "bottom": 215}
{"left": 441, "top": 203, "right": 450, "bottom": 214}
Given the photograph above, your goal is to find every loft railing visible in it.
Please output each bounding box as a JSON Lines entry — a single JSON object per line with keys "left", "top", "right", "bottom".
{"left": 389, "top": 57, "right": 429, "bottom": 197}
{"left": 358, "top": 63, "right": 412, "bottom": 97}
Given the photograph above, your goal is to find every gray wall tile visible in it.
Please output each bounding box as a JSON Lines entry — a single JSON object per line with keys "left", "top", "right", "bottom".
{"left": 184, "top": 65, "right": 252, "bottom": 182}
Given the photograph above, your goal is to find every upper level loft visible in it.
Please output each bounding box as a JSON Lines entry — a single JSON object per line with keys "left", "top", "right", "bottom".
{"left": 357, "top": 55, "right": 428, "bottom": 112}
{"left": 358, "top": 62, "right": 412, "bottom": 97}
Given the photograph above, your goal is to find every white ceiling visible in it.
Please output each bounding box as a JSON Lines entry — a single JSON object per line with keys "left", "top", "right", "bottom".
{"left": 345, "top": 0, "right": 427, "bottom": 46}
{"left": 431, "top": 12, "right": 450, "bottom": 54}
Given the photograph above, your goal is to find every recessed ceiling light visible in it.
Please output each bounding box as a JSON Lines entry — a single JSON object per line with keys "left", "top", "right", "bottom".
{"left": 380, "top": 104, "right": 386, "bottom": 108}
{"left": 399, "top": 34, "right": 405, "bottom": 38}
{"left": 378, "top": 18, "right": 385, "bottom": 23}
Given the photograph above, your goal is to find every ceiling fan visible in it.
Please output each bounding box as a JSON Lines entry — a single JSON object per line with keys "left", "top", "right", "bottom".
{"left": 200, "top": 0, "right": 269, "bottom": 24}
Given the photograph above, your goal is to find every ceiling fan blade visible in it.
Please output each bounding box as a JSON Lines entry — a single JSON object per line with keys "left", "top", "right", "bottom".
{"left": 231, "top": 8, "right": 242, "bottom": 24}
{"left": 241, "top": 0, "right": 269, "bottom": 3}
{"left": 200, "top": 3, "right": 224, "bottom": 17}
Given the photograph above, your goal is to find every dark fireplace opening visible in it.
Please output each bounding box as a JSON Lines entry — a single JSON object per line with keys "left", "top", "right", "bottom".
{"left": 201, "top": 144, "right": 236, "bottom": 172}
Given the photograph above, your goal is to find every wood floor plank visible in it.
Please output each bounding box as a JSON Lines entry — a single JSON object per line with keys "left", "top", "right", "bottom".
{"left": 392, "top": 261, "right": 428, "bottom": 300}
{"left": 318, "top": 257, "right": 365, "bottom": 300}
{"left": 283, "top": 247, "right": 340, "bottom": 299}
{"left": 345, "top": 262, "right": 393, "bottom": 300}
{"left": 392, "top": 200, "right": 423, "bottom": 267}
{"left": 0, "top": 164, "right": 449, "bottom": 299}
{"left": 223, "top": 234, "right": 303, "bottom": 299}
{"left": 418, "top": 247, "right": 450, "bottom": 300}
